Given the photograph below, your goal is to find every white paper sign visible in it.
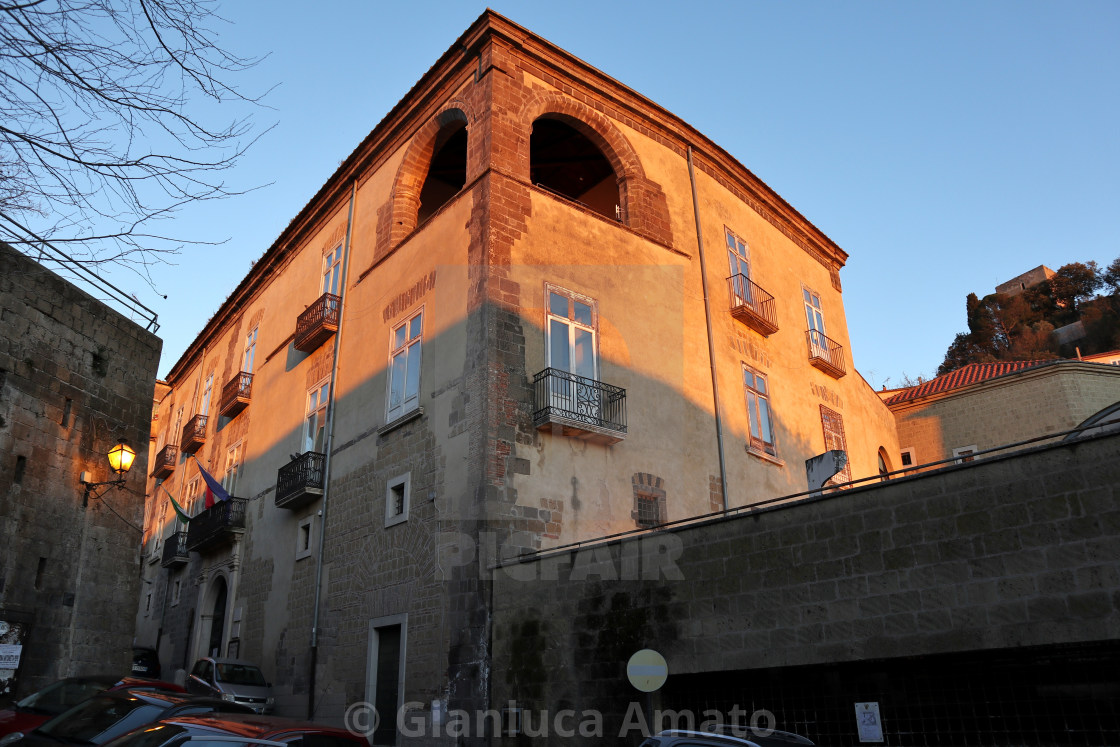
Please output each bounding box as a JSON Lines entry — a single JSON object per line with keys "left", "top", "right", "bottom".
{"left": 0, "top": 644, "right": 23, "bottom": 669}
{"left": 855, "top": 702, "right": 884, "bottom": 743}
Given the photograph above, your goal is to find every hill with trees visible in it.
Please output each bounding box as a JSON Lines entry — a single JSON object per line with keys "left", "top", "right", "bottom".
{"left": 938, "top": 257, "right": 1120, "bottom": 375}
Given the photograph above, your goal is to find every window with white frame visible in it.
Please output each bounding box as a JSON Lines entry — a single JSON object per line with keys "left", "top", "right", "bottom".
{"left": 387, "top": 310, "right": 423, "bottom": 422}
{"left": 222, "top": 443, "right": 243, "bottom": 496}
{"left": 953, "top": 445, "right": 977, "bottom": 464}
{"left": 243, "top": 328, "right": 258, "bottom": 374}
{"left": 804, "top": 286, "right": 829, "bottom": 355}
{"left": 743, "top": 365, "right": 777, "bottom": 457}
{"left": 186, "top": 477, "right": 201, "bottom": 517}
{"left": 201, "top": 374, "right": 214, "bottom": 416}
{"left": 305, "top": 379, "right": 330, "bottom": 454}
{"left": 171, "top": 407, "right": 183, "bottom": 445}
{"left": 323, "top": 245, "right": 343, "bottom": 296}
{"left": 546, "top": 286, "right": 597, "bottom": 380}
{"left": 726, "top": 228, "right": 752, "bottom": 306}
{"left": 385, "top": 473, "right": 411, "bottom": 527}
{"left": 296, "top": 516, "right": 315, "bottom": 560}
{"left": 900, "top": 447, "right": 916, "bottom": 471}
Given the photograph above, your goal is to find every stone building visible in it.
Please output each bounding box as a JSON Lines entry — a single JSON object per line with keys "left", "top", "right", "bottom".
{"left": 0, "top": 242, "right": 161, "bottom": 695}
{"left": 881, "top": 359, "right": 1120, "bottom": 471}
{"left": 133, "top": 10, "right": 901, "bottom": 739}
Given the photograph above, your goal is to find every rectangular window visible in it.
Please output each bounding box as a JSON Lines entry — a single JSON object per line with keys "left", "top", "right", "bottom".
{"left": 743, "top": 365, "right": 776, "bottom": 456}
{"left": 900, "top": 447, "right": 916, "bottom": 470}
{"left": 804, "top": 286, "right": 829, "bottom": 357}
{"left": 636, "top": 493, "right": 660, "bottom": 528}
{"left": 296, "top": 516, "right": 314, "bottom": 561}
{"left": 953, "top": 445, "right": 977, "bottom": 464}
{"left": 243, "top": 328, "right": 258, "bottom": 374}
{"left": 366, "top": 615, "right": 406, "bottom": 747}
{"left": 387, "top": 310, "right": 423, "bottom": 422}
{"left": 726, "top": 228, "right": 752, "bottom": 305}
{"left": 185, "top": 477, "right": 201, "bottom": 519}
{"left": 385, "top": 473, "right": 411, "bottom": 528}
{"left": 172, "top": 579, "right": 181, "bottom": 606}
{"left": 323, "top": 245, "right": 343, "bottom": 296}
{"left": 545, "top": 285, "right": 600, "bottom": 420}
{"left": 305, "top": 379, "right": 330, "bottom": 454}
{"left": 222, "top": 443, "right": 243, "bottom": 497}
{"left": 201, "top": 374, "right": 214, "bottom": 417}
{"left": 820, "top": 405, "right": 852, "bottom": 486}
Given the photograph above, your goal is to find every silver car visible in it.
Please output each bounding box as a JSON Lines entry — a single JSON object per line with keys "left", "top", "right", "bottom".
{"left": 186, "top": 658, "right": 273, "bottom": 714}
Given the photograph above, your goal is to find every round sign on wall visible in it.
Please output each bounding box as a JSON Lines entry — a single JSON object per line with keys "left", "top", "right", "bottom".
{"left": 626, "top": 648, "right": 668, "bottom": 692}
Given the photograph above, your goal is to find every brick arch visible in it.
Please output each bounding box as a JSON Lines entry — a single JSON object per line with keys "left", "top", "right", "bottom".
{"left": 517, "top": 91, "right": 671, "bottom": 245}
{"left": 383, "top": 103, "right": 473, "bottom": 252}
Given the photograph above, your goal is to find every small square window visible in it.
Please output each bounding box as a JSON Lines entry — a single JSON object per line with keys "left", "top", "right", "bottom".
{"left": 900, "top": 448, "right": 916, "bottom": 469}
{"left": 296, "top": 516, "right": 315, "bottom": 561}
{"left": 385, "top": 473, "right": 411, "bottom": 528}
{"left": 953, "top": 446, "right": 978, "bottom": 464}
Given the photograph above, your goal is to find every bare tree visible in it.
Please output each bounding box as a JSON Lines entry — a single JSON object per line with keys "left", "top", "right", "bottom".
{"left": 0, "top": 0, "right": 265, "bottom": 271}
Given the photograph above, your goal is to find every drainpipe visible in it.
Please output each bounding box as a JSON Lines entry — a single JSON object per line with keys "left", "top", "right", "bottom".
{"left": 687, "top": 146, "right": 729, "bottom": 512}
{"left": 308, "top": 180, "right": 357, "bottom": 719}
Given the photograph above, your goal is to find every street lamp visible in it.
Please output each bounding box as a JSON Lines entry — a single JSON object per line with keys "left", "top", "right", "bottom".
{"left": 80, "top": 439, "right": 136, "bottom": 506}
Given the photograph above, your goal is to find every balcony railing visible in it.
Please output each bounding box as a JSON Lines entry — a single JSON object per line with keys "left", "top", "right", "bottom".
{"left": 727, "top": 274, "right": 778, "bottom": 337}
{"left": 179, "top": 414, "right": 208, "bottom": 454}
{"left": 276, "top": 451, "right": 326, "bottom": 510}
{"left": 161, "top": 531, "right": 190, "bottom": 568}
{"left": 151, "top": 444, "right": 177, "bottom": 479}
{"left": 806, "top": 330, "right": 847, "bottom": 379}
{"left": 532, "top": 367, "right": 627, "bottom": 445}
{"left": 294, "top": 293, "right": 341, "bottom": 353}
{"left": 219, "top": 372, "right": 253, "bottom": 418}
{"left": 185, "top": 497, "right": 247, "bottom": 553}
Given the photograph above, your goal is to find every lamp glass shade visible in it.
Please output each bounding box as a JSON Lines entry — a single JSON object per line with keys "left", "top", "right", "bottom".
{"left": 107, "top": 441, "right": 136, "bottom": 475}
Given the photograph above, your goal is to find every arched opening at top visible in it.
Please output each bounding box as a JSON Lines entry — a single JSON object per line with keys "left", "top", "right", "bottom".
{"left": 530, "top": 118, "right": 620, "bottom": 221}
{"left": 417, "top": 123, "right": 467, "bottom": 225}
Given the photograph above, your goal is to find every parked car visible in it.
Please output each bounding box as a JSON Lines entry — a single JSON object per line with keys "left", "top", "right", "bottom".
{"left": 644, "top": 729, "right": 815, "bottom": 747}
{"left": 185, "top": 659, "right": 273, "bottom": 715}
{"left": 131, "top": 649, "right": 161, "bottom": 680}
{"left": 101, "top": 713, "right": 368, "bottom": 747}
{"left": 0, "top": 689, "right": 252, "bottom": 747}
{"left": 0, "top": 677, "right": 184, "bottom": 739}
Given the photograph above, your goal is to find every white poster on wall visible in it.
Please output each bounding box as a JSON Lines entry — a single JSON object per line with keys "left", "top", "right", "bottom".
{"left": 0, "top": 644, "right": 23, "bottom": 669}
{"left": 855, "top": 702, "right": 884, "bottom": 743}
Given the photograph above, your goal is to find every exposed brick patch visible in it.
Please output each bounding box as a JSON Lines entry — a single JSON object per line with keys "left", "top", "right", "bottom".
{"left": 709, "top": 474, "right": 724, "bottom": 513}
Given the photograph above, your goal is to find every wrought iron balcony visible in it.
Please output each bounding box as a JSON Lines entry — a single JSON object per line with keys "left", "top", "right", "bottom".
{"left": 161, "top": 531, "right": 190, "bottom": 568}
{"left": 276, "top": 451, "right": 326, "bottom": 510}
{"left": 727, "top": 274, "right": 778, "bottom": 337}
{"left": 532, "top": 367, "right": 627, "bottom": 445}
{"left": 806, "top": 330, "right": 847, "bottom": 379}
{"left": 219, "top": 372, "right": 253, "bottom": 418}
{"left": 151, "top": 444, "right": 177, "bottom": 479}
{"left": 185, "top": 497, "right": 247, "bottom": 552}
{"left": 179, "top": 414, "right": 208, "bottom": 453}
{"left": 294, "top": 293, "right": 341, "bottom": 353}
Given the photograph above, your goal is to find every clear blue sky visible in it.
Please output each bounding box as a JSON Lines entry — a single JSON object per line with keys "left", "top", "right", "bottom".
{"left": 128, "top": 0, "right": 1119, "bottom": 386}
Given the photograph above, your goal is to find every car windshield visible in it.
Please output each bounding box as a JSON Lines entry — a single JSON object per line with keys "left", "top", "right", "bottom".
{"left": 39, "top": 696, "right": 164, "bottom": 744}
{"left": 214, "top": 664, "right": 265, "bottom": 687}
{"left": 16, "top": 680, "right": 109, "bottom": 715}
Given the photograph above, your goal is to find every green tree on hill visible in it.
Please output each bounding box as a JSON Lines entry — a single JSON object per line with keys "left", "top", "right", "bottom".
{"left": 937, "top": 259, "right": 1118, "bottom": 375}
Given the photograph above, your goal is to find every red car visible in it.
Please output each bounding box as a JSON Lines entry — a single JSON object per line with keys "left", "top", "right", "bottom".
{"left": 102, "top": 713, "right": 367, "bottom": 747}
{"left": 0, "top": 676, "right": 184, "bottom": 738}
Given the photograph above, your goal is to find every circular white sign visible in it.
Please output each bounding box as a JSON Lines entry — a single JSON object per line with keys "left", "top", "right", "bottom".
{"left": 626, "top": 648, "right": 668, "bottom": 692}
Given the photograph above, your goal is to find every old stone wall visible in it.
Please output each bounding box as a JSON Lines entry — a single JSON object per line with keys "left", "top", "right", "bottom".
{"left": 0, "top": 243, "right": 161, "bottom": 694}
{"left": 490, "top": 430, "right": 1120, "bottom": 740}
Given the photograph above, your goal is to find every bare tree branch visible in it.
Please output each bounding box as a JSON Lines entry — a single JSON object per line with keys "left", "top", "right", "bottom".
{"left": 0, "top": 0, "right": 266, "bottom": 274}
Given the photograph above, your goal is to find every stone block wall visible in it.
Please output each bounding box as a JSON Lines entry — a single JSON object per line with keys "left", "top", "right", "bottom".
{"left": 490, "top": 430, "right": 1120, "bottom": 741}
{"left": 0, "top": 243, "right": 161, "bottom": 694}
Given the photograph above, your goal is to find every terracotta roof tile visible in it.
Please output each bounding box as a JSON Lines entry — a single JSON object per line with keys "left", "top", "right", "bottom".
{"left": 883, "top": 360, "right": 1052, "bottom": 406}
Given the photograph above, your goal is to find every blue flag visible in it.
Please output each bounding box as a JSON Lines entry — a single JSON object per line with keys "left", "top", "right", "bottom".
{"left": 193, "top": 456, "right": 231, "bottom": 506}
